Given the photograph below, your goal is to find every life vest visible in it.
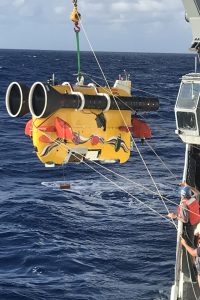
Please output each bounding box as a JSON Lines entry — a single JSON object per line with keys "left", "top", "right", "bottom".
{"left": 180, "top": 197, "right": 200, "bottom": 225}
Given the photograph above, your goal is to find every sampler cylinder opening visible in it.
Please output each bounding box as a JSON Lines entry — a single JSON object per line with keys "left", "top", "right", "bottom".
{"left": 6, "top": 82, "right": 29, "bottom": 117}
{"left": 29, "top": 82, "right": 47, "bottom": 118}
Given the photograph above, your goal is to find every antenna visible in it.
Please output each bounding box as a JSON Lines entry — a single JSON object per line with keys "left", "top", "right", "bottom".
{"left": 123, "top": 70, "right": 130, "bottom": 80}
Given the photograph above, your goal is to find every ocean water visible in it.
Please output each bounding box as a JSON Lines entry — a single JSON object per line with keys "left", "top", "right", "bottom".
{"left": 0, "top": 50, "right": 196, "bottom": 300}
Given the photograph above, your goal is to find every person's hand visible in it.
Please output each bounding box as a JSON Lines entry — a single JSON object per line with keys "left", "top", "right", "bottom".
{"left": 167, "top": 213, "right": 177, "bottom": 219}
{"left": 181, "top": 238, "right": 186, "bottom": 246}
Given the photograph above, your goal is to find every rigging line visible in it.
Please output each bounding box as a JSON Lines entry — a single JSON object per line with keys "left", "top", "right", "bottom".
{"left": 125, "top": 107, "right": 176, "bottom": 223}
{"left": 31, "top": 13, "right": 174, "bottom": 222}
{"left": 80, "top": 158, "right": 200, "bottom": 219}
{"left": 73, "top": 47, "right": 134, "bottom": 114}
{"left": 78, "top": 19, "right": 137, "bottom": 131}
{"left": 30, "top": 11, "right": 179, "bottom": 223}
{"left": 107, "top": 103, "right": 175, "bottom": 216}
{"left": 85, "top": 73, "right": 175, "bottom": 105}
{"left": 35, "top": 80, "right": 175, "bottom": 223}
{"left": 84, "top": 158, "right": 180, "bottom": 208}
{"left": 83, "top": 71, "right": 173, "bottom": 104}
{"left": 131, "top": 87, "right": 173, "bottom": 102}
{"left": 79, "top": 19, "right": 113, "bottom": 91}
{"left": 32, "top": 117, "right": 159, "bottom": 201}
{"left": 71, "top": 151, "right": 178, "bottom": 229}
{"left": 86, "top": 76, "right": 176, "bottom": 138}
{"left": 131, "top": 138, "right": 177, "bottom": 226}
{"left": 44, "top": 125, "right": 194, "bottom": 215}
{"left": 84, "top": 73, "right": 172, "bottom": 114}
{"left": 144, "top": 139, "right": 180, "bottom": 183}
{"left": 79, "top": 21, "right": 172, "bottom": 217}
{"left": 81, "top": 22, "right": 166, "bottom": 188}
{"left": 32, "top": 111, "right": 57, "bottom": 129}
{"left": 33, "top": 116, "right": 177, "bottom": 206}
{"left": 32, "top": 125, "right": 200, "bottom": 220}
{"left": 79, "top": 19, "right": 175, "bottom": 224}
{"left": 89, "top": 79, "right": 176, "bottom": 175}
{"left": 86, "top": 76, "right": 135, "bottom": 111}
{"left": 81, "top": 72, "right": 107, "bottom": 82}
{"left": 39, "top": 129, "right": 178, "bottom": 226}
{"left": 29, "top": 98, "right": 182, "bottom": 217}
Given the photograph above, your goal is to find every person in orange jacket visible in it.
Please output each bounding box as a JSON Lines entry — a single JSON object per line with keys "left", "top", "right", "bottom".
{"left": 167, "top": 186, "right": 200, "bottom": 226}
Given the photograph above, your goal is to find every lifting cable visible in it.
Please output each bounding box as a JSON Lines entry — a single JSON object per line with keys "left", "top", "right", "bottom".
{"left": 32, "top": 118, "right": 181, "bottom": 230}
{"left": 35, "top": 126, "right": 200, "bottom": 291}
{"left": 77, "top": 22, "right": 178, "bottom": 204}
{"left": 47, "top": 125, "right": 200, "bottom": 220}
{"left": 81, "top": 71, "right": 174, "bottom": 104}
{"left": 69, "top": 6, "right": 179, "bottom": 190}
{"left": 33, "top": 109, "right": 179, "bottom": 202}
{"left": 29, "top": 14, "right": 179, "bottom": 229}
{"left": 72, "top": 2, "right": 197, "bottom": 290}
{"left": 144, "top": 139, "right": 179, "bottom": 183}
{"left": 72, "top": 152, "right": 178, "bottom": 229}
{"left": 34, "top": 119, "right": 200, "bottom": 222}
{"left": 22, "top": 0, "right": 198, "bottom": 290}
{"left": 77, "top": 20, "right": 178, "bottom": 226}
{"left": 82, "top": 158, "right": 200, "bottom": 221}
{"left": 33, "top": 119, "right": 200, "bottom": 229}
{"left": 31, "top": 1, "right": 181, "bottom": 230}
{"left": 79, "top": 73, "right": 180, "bottom": 187}
{"left": 79, "top": 158, "right": 179, "bottom": 207}
{"left": 58, "top": 146, "right": 200, "bottom": 293}
{"left": 34, "top": 115, "right": 180, "bottom": 227}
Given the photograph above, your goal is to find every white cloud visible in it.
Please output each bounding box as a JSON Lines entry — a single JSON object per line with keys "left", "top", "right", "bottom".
{"left": 77, "top": 0, "right": 184, "bottom": 27}
{"left": 110, "top": 0, "right": 183, "bottom": 21}
{"left": 13, "top": 0, "right": 26, "bottom": 8}
{"left": 0, "top": 0, "right": 184, "bottom": 26}
{"left": 0, "top": 0, "right": 191, "bottom": 53}
{"left": 112, "top": 1, "right": 164, "bottom": 13}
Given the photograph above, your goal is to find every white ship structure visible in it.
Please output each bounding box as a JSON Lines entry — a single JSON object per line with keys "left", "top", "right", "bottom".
{"left": 171, "top": 0, "right": 200, "bottom": 299}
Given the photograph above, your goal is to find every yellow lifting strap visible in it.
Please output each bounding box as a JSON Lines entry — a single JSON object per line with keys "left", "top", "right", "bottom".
{"left": 70, "top": 0, "right": 81, "bottom": 23}
{"left": 70, "top": 7, "right": 81, "bottom": 23}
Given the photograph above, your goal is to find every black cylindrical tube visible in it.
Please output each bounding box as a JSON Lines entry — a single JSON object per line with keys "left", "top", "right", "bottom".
{"left": 6, "top": 82, "right": 30, "bottom": 117}
{"left": 29, "top": 82, "right": 159, "bottom": 118}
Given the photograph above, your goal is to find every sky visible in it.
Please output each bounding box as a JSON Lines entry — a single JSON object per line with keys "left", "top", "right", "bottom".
{"left": 0, "top": 0, "right": 193, "bottom": 53}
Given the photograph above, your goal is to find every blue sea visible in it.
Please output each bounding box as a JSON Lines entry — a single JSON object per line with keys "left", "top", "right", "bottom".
{"left": 0, "top": 50, "right": 196, "bottom": 300}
